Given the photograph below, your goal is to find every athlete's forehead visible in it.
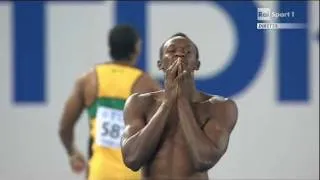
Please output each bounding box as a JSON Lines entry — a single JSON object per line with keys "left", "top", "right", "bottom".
{"left": 163, "top": 36, "right": 193, "bottom": 50}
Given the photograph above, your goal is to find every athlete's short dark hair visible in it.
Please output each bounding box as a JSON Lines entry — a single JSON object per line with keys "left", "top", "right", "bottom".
{"left": 108, "top": 25, "right": 140, "bottom": 60}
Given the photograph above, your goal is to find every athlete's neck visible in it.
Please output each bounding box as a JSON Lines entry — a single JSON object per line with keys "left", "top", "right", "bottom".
{"left": 112, "top": 59, "right": 135, "bottom": 66}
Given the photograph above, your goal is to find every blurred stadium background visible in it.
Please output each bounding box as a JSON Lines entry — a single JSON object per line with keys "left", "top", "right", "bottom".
{"left": 0, "top": 1, "right": 318, "bottom": 180}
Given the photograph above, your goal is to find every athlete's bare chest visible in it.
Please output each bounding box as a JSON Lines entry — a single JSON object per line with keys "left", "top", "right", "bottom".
{"left": 145, "top": 100, "right": 211, "bottom": 133}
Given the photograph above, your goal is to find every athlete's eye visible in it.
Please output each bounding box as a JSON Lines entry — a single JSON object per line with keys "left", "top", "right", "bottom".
{"left": 167, "top": 49, "right": 175, "bottom": 53}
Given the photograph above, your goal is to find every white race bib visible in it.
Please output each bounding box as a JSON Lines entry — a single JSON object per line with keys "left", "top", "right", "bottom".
{"left": 95, "top": 107, "right": 125, "bottom": 148}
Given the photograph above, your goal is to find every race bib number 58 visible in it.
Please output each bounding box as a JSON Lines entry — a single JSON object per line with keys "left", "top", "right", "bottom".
{"left": 96, "top": 107, "right": 125, "bottom": 148}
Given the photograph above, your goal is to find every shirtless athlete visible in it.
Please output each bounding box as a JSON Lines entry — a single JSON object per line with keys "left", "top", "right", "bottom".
{"left": 121, "top": 33, "right": 238, "bottom": 180}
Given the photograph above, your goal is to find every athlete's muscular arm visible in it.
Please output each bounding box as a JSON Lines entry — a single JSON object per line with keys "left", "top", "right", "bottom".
{"left": 121, "top": 94, "right": 173, "bottom": 171}
{"left": 121, "top": 61, "right": 180, "bottom": 171}
{"left": 177, "top": 97, "right": 238, "bottom": 171}
{"left": 59, "top": 75, "right": 86, "bottom": 155}
{"left": 58, "top": 68, "right": 96, "bottom": 156}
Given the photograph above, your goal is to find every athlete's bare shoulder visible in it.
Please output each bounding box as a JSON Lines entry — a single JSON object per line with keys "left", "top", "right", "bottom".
{"left": 200, "top": 92, "right": 238, "bottom": 131}
{"left": 208, "top": 94, "right": 237, "bottom": 114}
{"left": 208, "top": 94, "right": 231, "bottom": 104}
{"left": 138, "top": 90, "right": 164, "bottom": 100}
{"left": 76, "top": 67, "right": 96, "bottom": 83}
{"left": 124, "top": 90, "right": 164, "bottom": 118}
{"left": 75, "top": 67, "right": 97, "bottom": 106}
{"left": 198, "top": 92, "right": 234, "bottom": 105}
{"left": 128, "top": 90, "right": 164, "bottom": 106}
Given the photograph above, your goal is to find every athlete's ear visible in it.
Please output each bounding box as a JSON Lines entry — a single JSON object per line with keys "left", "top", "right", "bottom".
{"left": 157, "top": 60, "right": 163, "bottom": 70}
{"left": 195, "top": 60, "right": 200, "bottom": 71}
{"left": 135, "top": 40, "right": 142, "bottom": 55}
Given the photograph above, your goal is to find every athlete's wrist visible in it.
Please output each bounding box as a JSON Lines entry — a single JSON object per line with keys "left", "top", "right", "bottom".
{"left": 67, "top": 145, "right": 78, "bottom": 157}
{"left": 161, "top": 99, "right": 174, "bottom": 108}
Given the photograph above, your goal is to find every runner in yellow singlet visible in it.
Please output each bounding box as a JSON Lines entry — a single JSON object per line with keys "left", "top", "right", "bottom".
{"left": 58, "top": 25, "right": 161, "bottom": 180}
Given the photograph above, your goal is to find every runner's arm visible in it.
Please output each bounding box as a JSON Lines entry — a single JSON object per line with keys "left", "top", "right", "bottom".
{"left": 121, "top": 93, "right": 171, "bottom": 171}
{"left": 59, "top": 75, "right": 86, "bottom": 156}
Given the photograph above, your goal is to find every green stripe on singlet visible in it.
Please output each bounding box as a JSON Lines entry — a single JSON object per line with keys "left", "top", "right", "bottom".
{"left": 87, "top": 97, "right": 126, "bottom": 119}
{"left": 86, "top": 97, "right": 126, "bottom": 165}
